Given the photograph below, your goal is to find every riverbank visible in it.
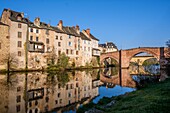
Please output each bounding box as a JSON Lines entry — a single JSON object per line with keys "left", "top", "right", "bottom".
{"left": 78, "top": 78, "right": 170, "bottom": 113}
{"left": 0, "top": 66, "right": 105, "bottom": 74}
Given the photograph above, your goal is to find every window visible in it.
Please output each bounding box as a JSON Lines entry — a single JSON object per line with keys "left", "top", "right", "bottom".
{"left": 46, "top": 38, "right": 49, "bottom": 44}
{"left": 68, "top": 92, "right": 71, "bottom": 97}
{"left": 18, "top": 51, "right": 21, "bottom": 56}
{"left": 0, "top": 43, "right": 1, "bottom": 49}
{"left": 88, "top": 47, "right": 90, "bottom": 51}
{"left": 58, "top": 42, "right": 61, "bottom": 47}
{"left": 36, "top": 29, "right": 39, "bottom": 33}
{"left": 17, "top": 87, "right": 21, "bottom": 92}
{"left": 18, "top": 23, "right": 21, "bottom": 28}
{"left": 45, "top": 97, "right": 49, "bottom": 103}
{"left": 84, "top": 40, "right": 86, "bottom": 44}
{"left": 18, "top": 41, "right": 22, "bottom": 47}
{"left": 16, "top": 105, "right": 20, "bottom": 112}
{"left": 76, "top": 51, "right": 78, "bottom": 55}
{"left": 35, "top": 100, "right": 38, "bottom": 105}
{"left": 71, "top": 50, "right": 73, "bottom": 54}
{"left": 30, "top": 28, "right": 33, "bottom": 32}
{"left": 60, "top": 99, "right": 62, "bottom": 104}
{"left": 30, "top": 36, "right": 33, "bottom": 41}
{"left": 69, "top": 35, "right": 71, "bottom": 39}
{"left": 29, "top": 102, "right": 32, "bottom": 107}
{"left": 29, "top": 110, "right": 32, "bottom": 113}
{"left": 58, "top": 84, "right": 61, "bottom": 89}
{"left": 18, "top": 32, "right": 22, "bottom": 38}
{"left": 36, "top": 37, "right": 39, "bottom": 41}
{"left": 58, "top": 50, "right": 61, "bottom": 55}
{"left": 66, "top": 49, "right": 69, "bottom": 54}
{"left": 58, "top": 93, "right": 60, "bottom": 98}
{"left": 35, "top": 108, "right": 38, "bottom": 113}
{"left": 56, "top": 36, "right": 58, "bottom": 40}
{"left": 16, "top": 95, "right": 21, "bottom": 103}
{"left": 68, "top": 42, "right": 72, "bottom": 46}
{"left": 55, "top": 100, "right": 58, "bottom": 104}
{"left": 60, "top": 36, "right": 62, "bottom": 40}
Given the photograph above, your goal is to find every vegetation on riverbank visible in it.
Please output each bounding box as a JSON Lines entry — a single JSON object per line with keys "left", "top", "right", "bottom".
{"left": 77, "top": 78, "right": 170, "bottom": 113}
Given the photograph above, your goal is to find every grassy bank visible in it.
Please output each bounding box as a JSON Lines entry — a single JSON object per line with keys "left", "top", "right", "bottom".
{"left": 78, "top": 78, "right": 170, "bottom": 113}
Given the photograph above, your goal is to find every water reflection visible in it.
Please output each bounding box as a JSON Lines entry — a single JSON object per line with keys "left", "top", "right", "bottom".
{"left": 0, "top": 67, "right": 160, "bottom": 113}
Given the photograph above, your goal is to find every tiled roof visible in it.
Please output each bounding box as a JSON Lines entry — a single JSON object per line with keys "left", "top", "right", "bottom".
{"left": 106, "top": 42, "right": 117, "bottom": 49}
{"left": 62, "top": 26, "right": 80, "bottom": 37}
{"left": 90, "top": 34, "right": 99, "bottom": 41}
{"left": 2, "top": 9, "right": 100, "bottom": 39}
{"left": 99, "top": 42, "right": 118, "bottom": 49}
{"left": 80, "top": 32, "right": 91, "bottom": 41}
{"left": 99, "top": 44, "right": 106, "bottom": 47}
{"left": 4, "top": 9, "right": 30, "bottom": 24}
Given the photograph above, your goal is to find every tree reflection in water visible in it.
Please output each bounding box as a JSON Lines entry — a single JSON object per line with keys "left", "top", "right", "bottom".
{"left": 0, "top": 66, "right": 161, "bottom": 113}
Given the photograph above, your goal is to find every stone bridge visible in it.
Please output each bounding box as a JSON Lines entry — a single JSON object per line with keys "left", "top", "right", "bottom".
{"left": 100, "top": 47, "right": 169, "bottom": 68}
{"left": 131, "top": 56, "right": 155, "bottom": 65}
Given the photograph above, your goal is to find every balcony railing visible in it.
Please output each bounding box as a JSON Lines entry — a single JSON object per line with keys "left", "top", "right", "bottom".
{"left": 28, "top": 41, "right": 45, "bottom": 53}
{"left": 92, "top": 48, "right": 100, "bottom": 56}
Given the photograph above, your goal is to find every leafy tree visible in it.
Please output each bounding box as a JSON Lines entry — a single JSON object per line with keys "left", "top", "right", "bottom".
{"left": 166, "top": 40, "right": 170, "bottom": 47}
{"left": 165, "top": 40, "right": 170, "bottom": 76}
{"left": 57, "top": 52, "right": 69, "bottom": 68}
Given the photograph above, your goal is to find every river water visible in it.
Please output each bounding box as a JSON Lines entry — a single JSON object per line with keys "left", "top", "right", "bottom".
{"left": 0, "top": 66, "right": 160, "bottom": 113}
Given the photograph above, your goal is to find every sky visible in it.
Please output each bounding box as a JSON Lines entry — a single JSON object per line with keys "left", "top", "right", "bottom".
{"left": 0, "top": 0, "right": 170, "bottom": 49}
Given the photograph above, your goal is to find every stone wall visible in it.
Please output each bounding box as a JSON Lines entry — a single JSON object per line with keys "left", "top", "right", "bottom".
{"left": 0, "top": 24, "right": 9, "bottom": 70}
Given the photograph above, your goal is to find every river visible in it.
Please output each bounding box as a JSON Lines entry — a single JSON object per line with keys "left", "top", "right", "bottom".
{"left": 0, "top": 66, "right": 160, "bottom": 113}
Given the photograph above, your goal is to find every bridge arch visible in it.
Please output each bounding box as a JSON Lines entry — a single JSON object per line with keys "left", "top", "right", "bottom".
{"left": 123, "top": 48, "right": 161, "bottom": 68}
{"left": 100, "top": 52, "right": 119, "bottom": 66}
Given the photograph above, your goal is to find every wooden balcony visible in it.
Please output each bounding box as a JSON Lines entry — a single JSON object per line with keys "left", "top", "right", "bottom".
{"left": 28, "top": 41, "right": 45, "bottom": 53}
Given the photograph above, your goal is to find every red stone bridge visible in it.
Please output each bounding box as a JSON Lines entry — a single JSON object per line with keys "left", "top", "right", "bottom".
{"left": 100, "top": 47, "right": 169, "bottom": 68}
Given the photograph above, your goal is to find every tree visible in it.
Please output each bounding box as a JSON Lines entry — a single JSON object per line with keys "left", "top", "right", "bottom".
{"left": 47, "top": 46, "right": 57, "bottom": 65}
{"left": 57, "top": 52, "right": 69, "bottom": 68}
{"left": 3, "top": 53, "right": 18, "bottom": 71}
{"left": 166, "top": 40, "right": 170, "bottom": 47}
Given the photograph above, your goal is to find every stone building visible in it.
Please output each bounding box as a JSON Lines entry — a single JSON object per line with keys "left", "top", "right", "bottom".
{"left": 0, "top": 22, "right": 10, "bottom": 70}
{"left": 0, "top": 8, "right": 100, "bottom": 70}
{"left": 99, "top": 42, "right": 118, "bottom": 53}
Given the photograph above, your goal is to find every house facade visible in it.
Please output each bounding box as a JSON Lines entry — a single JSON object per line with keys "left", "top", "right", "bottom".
{"left": 99, "top": 42, "right": 118, "bottom": 53}
{"left": 0, "top": 9, "right": 100, "bottom": 70}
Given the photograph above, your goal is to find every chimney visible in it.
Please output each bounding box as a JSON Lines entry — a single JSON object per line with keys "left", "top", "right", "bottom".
{"left": 86, "top": 28, "right": 90, "bottom": 36}
{"left": 58, "top": 20, "right": 63, "bottom": 29}
{"left": 47, "top": 23, "right": 50, "bottom": 27}
{"left": 76, "top": 25, "right": 80, "bottom": 34}
{"left": 34, "top": 17, "right": 40, "bottom": 26}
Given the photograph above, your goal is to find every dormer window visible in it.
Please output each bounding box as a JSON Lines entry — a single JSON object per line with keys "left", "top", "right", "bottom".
{"left": 17, "top": 15, "right": 22, "bottom": 21}
{"left": 46, "top": 29, "right": 49, "bottom": 35}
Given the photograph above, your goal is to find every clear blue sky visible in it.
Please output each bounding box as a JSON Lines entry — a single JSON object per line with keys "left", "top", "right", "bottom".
{"left": 0, "top": 0, "right": 170, "bottom": 49}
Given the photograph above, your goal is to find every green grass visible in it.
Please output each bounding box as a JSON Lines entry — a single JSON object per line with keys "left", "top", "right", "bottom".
{"left": 106, "top": 78, "right": 170, "bottom": 113}
{"left": 77, "top": 78, "right": 170, "bottom": 113}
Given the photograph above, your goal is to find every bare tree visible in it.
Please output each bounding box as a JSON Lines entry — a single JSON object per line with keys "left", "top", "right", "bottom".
{"left": 47, "top": 46, "right": 57, "bottom": 65}
{"left": 3, "top": 53, "right": 18, "bottom": 71}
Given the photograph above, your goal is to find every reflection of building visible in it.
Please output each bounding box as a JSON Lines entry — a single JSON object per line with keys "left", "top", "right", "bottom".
{"left": 99, "top": 42, "right": 118, "bottom": 53}
{"left": 0, "top": 71, "right": 100, "bottom": 113}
